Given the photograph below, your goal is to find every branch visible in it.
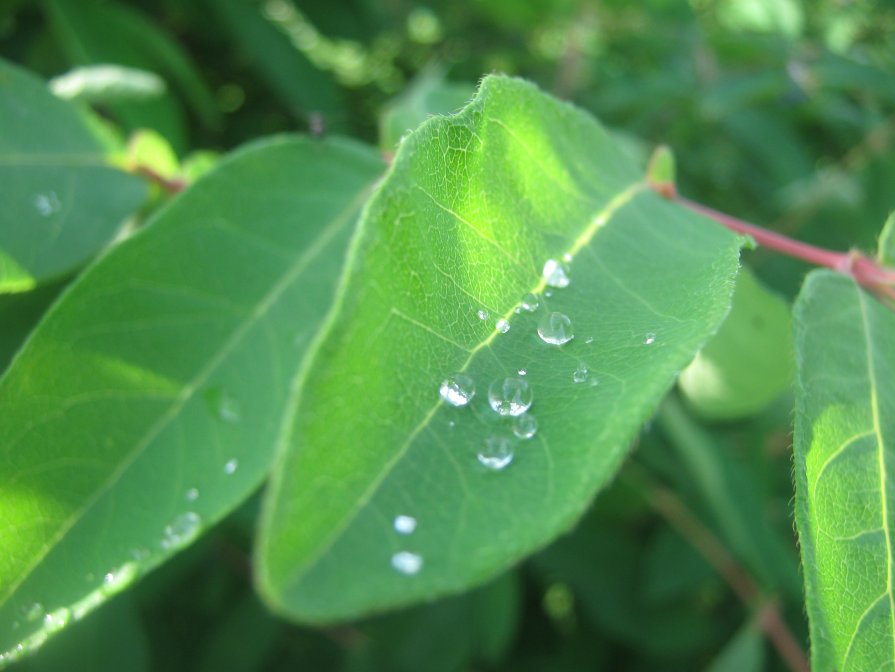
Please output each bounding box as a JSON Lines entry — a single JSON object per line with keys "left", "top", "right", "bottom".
{"left": 133, "top": 164, "right": 187, "bottom": 195}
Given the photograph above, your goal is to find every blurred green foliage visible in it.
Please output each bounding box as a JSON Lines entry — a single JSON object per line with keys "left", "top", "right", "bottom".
{"left": 2, "top": 0, "right": 893, "bottom": 669}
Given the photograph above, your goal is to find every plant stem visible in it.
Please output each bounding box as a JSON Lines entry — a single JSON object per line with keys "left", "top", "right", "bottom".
{"left": 644, "top": 482, "right": 810, "bottom": 672}
{"left": 652, "top": 185, "right": 895, "bottom": 301}
{"left": 133, "top": 165, "right": 187, "bottom": 194}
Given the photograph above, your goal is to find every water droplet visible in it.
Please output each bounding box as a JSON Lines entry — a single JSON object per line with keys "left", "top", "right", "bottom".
{"left": 447, "top": 420, "right": 456, "bottom": 429}
{"left": 478, "top": 436, "right": 514, "bottom": 470}
{"left": 496, "top": 318, "right": 510, "bottom": 334}
{"left": 204, "top": 387, "right": 240, "bottom": 423}
{"left": 43, "top": 607, "right": 70, "bottom": 633}
{"left": 477, "top": 309, "right": 489, "bottom": 321}
{"left": 160, "top": 511, "right": 201, "bottom": 550}
{"left": 537, "top": 312, "right": 574, "bottom": 345}
{"left": 391, "top": 551, "right": 423, "bottom": 575}
{"left": 545, "top": 289, "right": 553, "bottom": 298}
{"left": 394, "top": 515, "right": 417, "bottom": 534}
{"left": 33, "top": 191, "right": 61, "bottom": 217}
{"left": 562, "top": 252, "right": 573, "bottom": 263}
{"left": 102, "top": 562, "right": 138, "bottom": 596}
{"left": 542, "top": 259, "right": 570, "bottom": 288}
{"left": 24, "top": 603, "right": 43, "bottom": 622}
{"left": 224, "top": 458, "right": 238, "bottom": 474}
{"left": 585, "top": 336, "right": 594, "bottom": 344}
{"left": 643, "top": 332, "right": 656, "bottom": 345}
{"left": 131, "top": 547, "right": 150, "bottom": 562}
{"left": 572, "top": 363, "right": 588, "bottom": 383}
{"left": 488, "top": 377, "right": 533, "bottom": 416}
{"left": 185, "top": 487, "right": 199, "bottom": 502}
{"left": 512, "top": 414, "right": 538, "bottom": 439}
{"left": 439, "top": 373, "right": 475, "bottom": 407}
{"left": 518, "top": 368, "right": 527, "bottom": 376}
{"left": 520, "top": 293, "right": 539, "bottom": 312}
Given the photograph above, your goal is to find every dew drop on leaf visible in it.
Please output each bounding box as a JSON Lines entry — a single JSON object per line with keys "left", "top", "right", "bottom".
{"left": 391, "top": 551, "right": 423, "bottom": 575}
{"left": 572, "top": 363, "right": 588, "bottom": 383}
{"left": 496, "top": 318, "right": 511, "bottom": 334}
{"left": 204, "top": 386, "right": 240, "bottom": 423}
{"left": 478, "top": 436, "right": 514, "bottom": 470}
{"left": 160, "top": 511, "right": 201, "bottom": 550}
{"left": 512, "top": 414, "right": 538, "bottom": 439}
{"left": 185, "top": 487, "right": 199, "bottom": 502}
{"left": 643, "top": 332, "right": 656, "bottom": 345}
{"left": 542, "top": 259, "right": 570, "bottom": 288}
{"left": 520, "top": 293, "right": 539, "bottom": 312}
{"left": 538, "top": 312, "right": 574, "bottom": 345}
{"left": 518, "top": 368, "right": 527, "bottom": 376}
{"left": 439, "top": 373, "right": 476, "bottom": 407}
{"left": 43, "top": 607, "right": 70, "bottom": 633}
{"left": 224, "top": 458, "right": 238, "bottom": 475}
{"left": 488, "top": 377, "right": 533, "bottom": 416}
{"left": 393, "top": 515, "right": 417, "bottom": 534}
{"left": 33, "top": 191, "right": 61, "bottom": 217}
{"left": 101, "top": 562, "right": 138, "bottom": 596}
{"left": 477, "top": 309, "right": 489, "bottom": 321}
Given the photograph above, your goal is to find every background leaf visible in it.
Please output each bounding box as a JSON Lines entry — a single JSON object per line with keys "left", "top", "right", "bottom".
{"left": 0, "top": 136, "right": 384, "bottom": 663}
{"left": 793, "top": 269, "right": 895, "bottom": 671}
{"left": 678, "top": 265, "right": 793, "bottom": 421}
{"left": 257, "top": 75, "right": 744, "bottom": 622}
{"left": 0, "top": 57, "right": 147, "bottom": 293}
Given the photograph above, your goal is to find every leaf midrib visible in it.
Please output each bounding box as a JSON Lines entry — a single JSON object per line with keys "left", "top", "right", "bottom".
{"left": 275, "top": 178, "right": 647, "bottom": 594}
{"left": 0, "top": 177, "right": 377, "bottom": 607}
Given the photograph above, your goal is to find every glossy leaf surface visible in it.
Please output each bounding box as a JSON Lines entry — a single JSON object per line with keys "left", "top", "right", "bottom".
{"left": 0, "top": 58, "right": 146, "bottom": 293}
{"left": 0, "top": 136, "right": 384, "bottom": 663}
{"left": 793, "top": 270, "right": 895, "bottom": 671}
{"left": 257, "top": 75, "right": 744, "bottom": 622}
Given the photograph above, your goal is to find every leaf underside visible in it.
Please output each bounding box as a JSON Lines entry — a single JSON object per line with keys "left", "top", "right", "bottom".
{"left": 257, "top": 75, "right": 745, "bottom": 622}
{"left": 0, "top": 137, "right": 383, "bottom": 663}
{"left": 794, "top": 270, "right": 895, "bottom": 672}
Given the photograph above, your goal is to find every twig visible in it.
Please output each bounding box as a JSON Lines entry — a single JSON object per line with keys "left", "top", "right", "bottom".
{"left": 133, "top": 165, "right": 187, "bottom": 194}
{"left": 643, "top": 481, "right": 810, "bottom": 672}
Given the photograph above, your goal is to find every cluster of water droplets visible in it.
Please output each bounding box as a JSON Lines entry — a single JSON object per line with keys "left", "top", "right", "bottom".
{"left": 391, "top": 514, "right": 422, "bottom": 575}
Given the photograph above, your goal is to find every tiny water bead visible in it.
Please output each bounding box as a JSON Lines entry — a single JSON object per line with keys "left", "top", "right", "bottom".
{"left": 520, "top": 293, "right": 539, "bottom": 312}
{"left": 185, "top": 487, "right": 199, "bottom": 502}
{"left": 224, "top": 458, "right": 238, "bottom": 474}
{"left": 496, "top": 318, "right": 511, "bottom": 334}
{"left": 33, "top": 191, "right": 61, "bottom": 217}
{"left": 477, "top": 309, "right": 489, "bottom": 321}
{"left": 542, "top": 259, "right": 570, "bottom": 288}
{"left": 585, "top": 336, "right": 594, "bottom": 344}
{"left": 160, "top": 511, "right": 201, "bottom": 550}
{"left": 439, "top": 374, "right": 476, "bottom": 407}
{"left": 478, "top": 436, "right": 514, "bottom": 470}
{"left": 572, "top": 363, "right": 588, "bottom": 383}
{"left": 488, "top": 377, "right": 533, "bottom": 416}
{"left": 518, "top": 368, "right": 527, "bottom": 376}
{"left": 393, "top": 515, "right": 417, "bottom": 535}
{"left": 512, "top": 414, "right": 538, "bottom": 440}
{"left": 43, "top": 607, "right": 71, "bottom": 633}
{"left": 391, "top": 551, "right": 423, "bottom": 575}
{"left": 537, "top": 312, "right": 574, "bottom": 345}
{"left": 204, "top": 386, "right": 240, "bottom": 423}
{"left": 643, "top": 332, "right": 657, "bottom": 345}
{"left": 102, "top": 562, "right": 138, "bottom": 596}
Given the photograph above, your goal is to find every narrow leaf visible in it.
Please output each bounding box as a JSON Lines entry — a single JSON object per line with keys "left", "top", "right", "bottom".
{"left": 257, "top": 75, "right": 744, "bottom": 622}
{"left": 0, "top": 58, "right": 147, "bottom": 293}
{"left": 0, "top": 136, "right": 384, "bottom": 663}
{"left": 793, "top": 269, "right": 895, "bottom": 671}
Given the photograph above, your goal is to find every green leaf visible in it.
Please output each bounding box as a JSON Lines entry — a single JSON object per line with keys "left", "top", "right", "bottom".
{"left": 379, "top": 68, "right": 475, "bottom": 150}
{"left": 879, "top": 210, "right": 895, "bottom": 267}
{"left": 0, "top": 58, "right": 147, "bottom": 293}
{"left": 704, "top": 622, "right": 765, "bottom": 672}
{"left": 0, "top": 136, "right": 384, "bottom": 663}
{"left": 209, "top": 0, "right": 346, "bottom": 129}
{"left": 793, "top": 270, "right": 895, "bottom": 671}
{"left": 678, "top": 265, "right": 793, "bottom": 420}
{"left": 257, "top": 75, "right": 744, "bottom": 622}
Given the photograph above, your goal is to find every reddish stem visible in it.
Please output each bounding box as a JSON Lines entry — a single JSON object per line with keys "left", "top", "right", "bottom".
{"left": 665, "top": 193, "right": 895, "bottom": 302}
{"left": 133, "top": 165, "right": 187, "bottom": 195}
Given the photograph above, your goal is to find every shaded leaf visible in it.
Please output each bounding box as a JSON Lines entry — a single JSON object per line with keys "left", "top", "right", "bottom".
{"left": 704, "top": 622, "right": 765, "bottom": 672}
{"left": 678, "top": 266, "right": 793, "bottom": 420}
{"left": 257, "top": 75, "right": 744, "bottom": 622}
{"left": 0, "top": 136, "right": 384, "bottom": 663}
{"left": 793, "top": 270, "right": 895, "bottom": 671}
{"left": 0, "top": 58, "right": 146, "bottom": 293}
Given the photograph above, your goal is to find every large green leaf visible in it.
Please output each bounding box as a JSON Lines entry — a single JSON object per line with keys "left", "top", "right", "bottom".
{"left": 793, "top": 270, "right": 895, "bottom": 671}
{"left": 257, "top": 75, "right": 745, "bottom": 621}
{"left": 0, "top": 58, "right": 147, "bottom": 293}
{"left": 0, "top": 136, "right": 384, "bottom": 664}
